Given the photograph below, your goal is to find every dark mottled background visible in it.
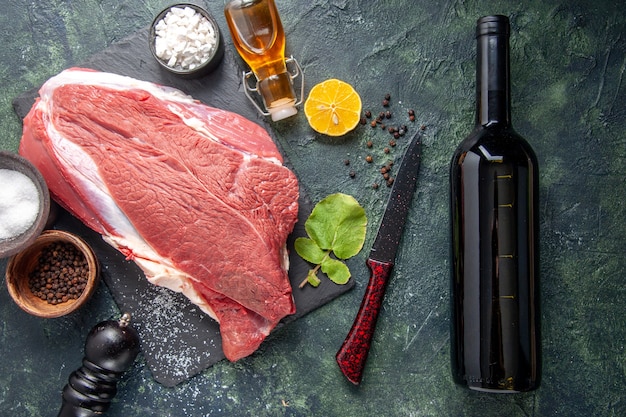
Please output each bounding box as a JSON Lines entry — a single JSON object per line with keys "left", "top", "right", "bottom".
{"left": 1, "top": 0, "right": 625, "bottom": 416}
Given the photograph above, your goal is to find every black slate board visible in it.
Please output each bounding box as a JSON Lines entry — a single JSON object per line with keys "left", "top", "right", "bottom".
{"left": 13, "top": 27, "right": 354, "bottom": 387}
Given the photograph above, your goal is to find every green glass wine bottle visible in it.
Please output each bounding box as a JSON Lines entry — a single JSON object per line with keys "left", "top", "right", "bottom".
{"left": 450, "top": 15, "right": 540, "bottom": 393}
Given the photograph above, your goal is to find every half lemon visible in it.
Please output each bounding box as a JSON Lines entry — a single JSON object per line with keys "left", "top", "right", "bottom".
{"left": 304, "top": 79, "right": 362, "bottom": 137}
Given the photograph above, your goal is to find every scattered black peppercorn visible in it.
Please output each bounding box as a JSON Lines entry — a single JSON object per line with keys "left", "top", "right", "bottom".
{"left": 28, "top": 242, "right": 89, "bottom": 305}
{"left": 420, "top": 124, "right": 427, "bottom": 131}
{"left": 359, "top": 94, "right": 421, "bottom": 190}
{"left": 349, "top": 170, "right": 356, "bottom": 178}
{"left": 344, "top": 159, "right": 350, "bottom": 165}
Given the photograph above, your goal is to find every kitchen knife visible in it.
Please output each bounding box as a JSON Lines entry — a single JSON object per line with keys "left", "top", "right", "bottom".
{"left": 336, "top": 130, "right": 423, "bottom": 385}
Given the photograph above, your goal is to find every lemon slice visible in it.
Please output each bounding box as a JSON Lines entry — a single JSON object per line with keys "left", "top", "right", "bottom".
{"left": 304, "top": 79, "right": 362, "bottom": 136}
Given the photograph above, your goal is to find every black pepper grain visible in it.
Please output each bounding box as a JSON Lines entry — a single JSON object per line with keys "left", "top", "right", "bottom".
{"left": 364, "top": 110, "right": 372, "bottom": 118}
{"left": 366, "top": 140, "right": 373, "bottom": 148}
{"left": 365, "top": 155, "right": 373, "bottom": 163}
{"left": 28, "top": 242, "right": 89, "bottom": 305}
{"left": 349, "top": 170, "right": 356, "bottom": 178}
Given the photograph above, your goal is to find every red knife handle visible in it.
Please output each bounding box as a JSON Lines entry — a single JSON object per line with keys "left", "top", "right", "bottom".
{"left": 336, "top": 258, "right": 393, "bottom": 385}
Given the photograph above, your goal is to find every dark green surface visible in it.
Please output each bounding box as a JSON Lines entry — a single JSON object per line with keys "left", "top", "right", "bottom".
{"left": 1, "top": 0, "right": 625, "bottom": 416}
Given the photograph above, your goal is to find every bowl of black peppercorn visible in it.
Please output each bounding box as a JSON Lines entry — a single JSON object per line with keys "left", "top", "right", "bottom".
{"left": 5, "top": 230, "right": 100, "bottom": 318}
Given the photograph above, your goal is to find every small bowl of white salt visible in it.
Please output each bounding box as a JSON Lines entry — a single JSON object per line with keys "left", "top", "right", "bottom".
{"left": 149, "top": 3, "right": 224, "bottom": 78}
{"left": 0, "top": 151, "right": 50, "bottom": 259}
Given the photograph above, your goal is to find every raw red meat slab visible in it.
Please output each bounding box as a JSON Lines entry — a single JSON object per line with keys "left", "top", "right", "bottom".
{"left": 20, "top": 68, "right": 299, "bottom": 361}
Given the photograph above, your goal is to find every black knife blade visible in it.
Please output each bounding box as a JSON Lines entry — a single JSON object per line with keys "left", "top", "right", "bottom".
{"left": 336, "top": 130, "right": 423, "bottom": 385}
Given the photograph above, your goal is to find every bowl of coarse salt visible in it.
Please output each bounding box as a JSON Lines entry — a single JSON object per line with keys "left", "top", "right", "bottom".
{"left": 149, "top": 3, "right": 224, "bottom": 78}
{"left": 0, "top": 151, "right": 50, "bottom": 259}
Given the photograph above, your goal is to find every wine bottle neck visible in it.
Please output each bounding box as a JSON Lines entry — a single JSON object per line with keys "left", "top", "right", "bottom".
{"left": 475, "top": 15, "right": 511, "bottom": 128}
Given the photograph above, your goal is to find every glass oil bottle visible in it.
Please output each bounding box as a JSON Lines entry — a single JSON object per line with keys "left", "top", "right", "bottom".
{"left": 224, "top": 0, "right": 303, "bottom": 121}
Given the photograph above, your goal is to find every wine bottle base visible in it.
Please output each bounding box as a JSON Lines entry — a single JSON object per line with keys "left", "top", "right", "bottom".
{"left": 454, "top": 376, "right": 538, "bottom": 393}
{"left": 468, "top": 386, "right": 520, "bottom": 394}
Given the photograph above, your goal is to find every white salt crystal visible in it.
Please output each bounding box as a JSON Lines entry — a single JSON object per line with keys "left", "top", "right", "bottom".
{"left": 182, "top": 6, "right": 195, "bottom": 17}
{"left": 0, "top": 169, "right": 41, "bottom": 240}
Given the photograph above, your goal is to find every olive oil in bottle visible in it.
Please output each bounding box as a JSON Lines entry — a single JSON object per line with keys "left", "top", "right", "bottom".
{"left": 224, "top": 0, "right": 298, "bottom": 121}
{"left": 449, "top": 15, "right": 540, "bottom": 393}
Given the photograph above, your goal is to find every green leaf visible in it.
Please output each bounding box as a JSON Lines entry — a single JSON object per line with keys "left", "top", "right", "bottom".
{"left": 321, "top": 258, "right": 351, "bottom": 285}
{"left": 295, "top": 193, "right": 367, "bottom": 288}
{"left": 306, "top": 270, "right": 321, "bottom": 287}
{"left": 294, "top": 237, "right": 327, "bottom": 264}
{"left": 304, "top": 193, "right": 367, "bottom": 259}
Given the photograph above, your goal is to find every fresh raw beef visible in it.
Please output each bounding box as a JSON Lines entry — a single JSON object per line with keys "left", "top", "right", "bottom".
{"left": 19, "top": 68, "right": 299, "bottom": 361}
